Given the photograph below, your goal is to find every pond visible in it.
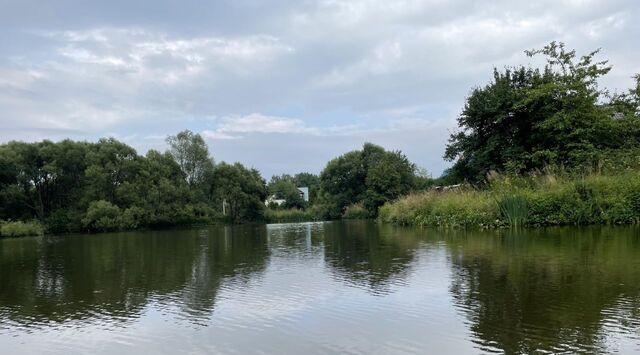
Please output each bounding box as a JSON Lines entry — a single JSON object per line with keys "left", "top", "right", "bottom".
{"left": 1, "top": 221, "right": 640, "bottom": 354}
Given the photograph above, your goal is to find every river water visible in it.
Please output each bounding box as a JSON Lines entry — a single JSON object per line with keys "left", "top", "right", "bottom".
{"left": 1, "top": 221, "right": 640, "bottom": 354}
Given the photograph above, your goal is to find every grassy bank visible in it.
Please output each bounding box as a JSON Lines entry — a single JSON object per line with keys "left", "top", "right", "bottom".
{"left": 379, "top": 170, "right": 640, "bottom": 228}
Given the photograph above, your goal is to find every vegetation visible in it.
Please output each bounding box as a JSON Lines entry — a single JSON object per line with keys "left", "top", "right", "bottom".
{"left": 3, "top": 42, "right": 639, "bottom": 234}
{"left": 342, "top": 203, "right": 369, "bottom": 219}
{"left": 0, "top": 131, "right": 268, "bottom": 234}
{"left": 380, "top": 42, "right": 640, "bottom": 229}
{"left": 267, "top": 174, "right": 307, "bottom": 209}
{"left": 265, "top": 208, "right": 315, "bottom": 223}
{"left": 380, "top": 169, "right": 640, "bottom": 228}
{"left": 0, "top": 220, "right": 44, "bottom": 237}
{"left": 445, "top": 42, "right": 640, "bottom": 183}
{"left": 315, "top": 143, "right": 429, "bottom": 219}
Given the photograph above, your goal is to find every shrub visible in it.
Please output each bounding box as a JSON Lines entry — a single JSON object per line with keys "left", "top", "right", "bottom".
{"left": 82, "top": 200, "right": 122, "bottom": 232}
{"left": 342, "top": 202, "right": 370, "bottom": 219}
{"left": 0, "top": 220, "right": 44, "bottom": 237}
{"left": 118, "top": 206, "right": 148, "bottom": 230}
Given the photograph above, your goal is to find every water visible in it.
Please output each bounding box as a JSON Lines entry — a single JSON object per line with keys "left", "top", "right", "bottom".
{"left": 1, "top": 221, "right": 640, "bottom": 354}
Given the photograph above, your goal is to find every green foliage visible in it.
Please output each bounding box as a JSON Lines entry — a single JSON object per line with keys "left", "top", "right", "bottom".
{"left": 292, "top": 172, "right": 320, "bottom": 201}
{"left": 265, "top": 208, "right": 314, "bottom": 223}
{"left": 381, "top": 169, "right": 640, "bottom": 228}
{"left": 0, "top": 220, "right": 44, "bottom": 237}
{"left": 498, "top": 195, "right": 528, "bottom": 226}
{"left": 166, "top": 130, "right": 214, "bottom": 186}
{"left": 379, "top": 188, "right": 500, "bottom": 228}
{"left": 342, "top": 203, "right": 370, "bottom": 220}
{"left": 319, "top": 143, "right": 423, "bottom": 217}
{"left": 82, "top": 200, "right": 122, "bottom": 232}
{"left": 210, "top": 162, "right": 267, "bottom": 223}
{"left": 267, "top": 174, "right": 306, "bottom": 209}
{"left": 0, "top": 132, "right": 268, "bottom": 233}
{"left": 445, "top": 42, "right": 640, "bottom": 183}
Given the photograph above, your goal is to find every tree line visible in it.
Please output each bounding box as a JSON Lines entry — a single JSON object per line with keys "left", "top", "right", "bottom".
{"left": 0, "top": 132, "right": 270, "bottom": 233}
{"left": 0, "top": 132, "right": 431, "bottom": 233}
{"left": 3, "top": 41, "right": 638, "bottom": 234}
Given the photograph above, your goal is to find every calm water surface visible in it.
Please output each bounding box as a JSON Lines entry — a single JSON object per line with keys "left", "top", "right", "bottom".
{"left": 1, "top": 221, "right": 640, "bottom": 354}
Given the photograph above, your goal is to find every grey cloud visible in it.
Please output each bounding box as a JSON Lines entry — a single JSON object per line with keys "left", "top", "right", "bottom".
{"left": 1, "top": 0, "right": 639, "bottom": 176}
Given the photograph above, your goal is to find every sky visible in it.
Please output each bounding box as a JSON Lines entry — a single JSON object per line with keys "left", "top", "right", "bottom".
{"left": 1, "top": 0, "right": 639, "bottom": 178}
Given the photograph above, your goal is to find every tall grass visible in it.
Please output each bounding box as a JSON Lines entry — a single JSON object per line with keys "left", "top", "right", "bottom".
{"left": 379, "top": 170, "right": 640, "bottom": 228}
{"left": 265, "top": 209, "right": 315, "bottom": 223}
{"left": 498, "top": 195, "right": 528, "bottom": 226}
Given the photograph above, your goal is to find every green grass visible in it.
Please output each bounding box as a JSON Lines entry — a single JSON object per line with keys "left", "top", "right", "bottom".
{"left": 498, "top": 195, "right": 528, "bottom": 226}
{"left": 379, "top": 170, "right": 640, "bottom": 228}
{"left": 0, "top": 220, "right": 45, "bottom": 237}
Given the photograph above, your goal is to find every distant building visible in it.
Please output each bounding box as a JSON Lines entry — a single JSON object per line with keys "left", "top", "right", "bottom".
{"left": 265, "top": 187, "right": 310, "bottom": 206}
{"left": 265, "top": 195, "right": 286, "bottom": 206}
{"left": 612, "top": 111, "right": 625, "bottom": 120}
{"left": 297, "top": 187, "right": 309, "bottom": 202}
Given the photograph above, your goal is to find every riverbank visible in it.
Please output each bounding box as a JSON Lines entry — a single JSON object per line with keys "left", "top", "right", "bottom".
{"left": 0, "top": 212, "right": 319, "bottom": 238}
{"left": 379, "top": 170, "right": 640, "bottom": 228}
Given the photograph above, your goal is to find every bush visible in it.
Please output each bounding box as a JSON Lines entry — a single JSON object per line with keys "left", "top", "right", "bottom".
{"left": 118, "top": 206, "right": 148, "bottom": 230}
{"left": 82, "top": 200, "right": 122, "bottom": 232}
{"left": 0, "top": 220, "right": 44, "bottom": 237}
{"left": 342, "top": 202, "right": 370, "bottom": 219}
{"left": 380, "top": 188, "right": 500, "bottom": 228}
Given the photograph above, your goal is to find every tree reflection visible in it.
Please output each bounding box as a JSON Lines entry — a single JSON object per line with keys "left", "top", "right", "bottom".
{"left": 322, "top": 221, "right": 419, "bottom": 294}
{"left": 445, "top": 227, "right": 640, "bottom": 354}
{"left": 0, "top": 226, "right": 269, "bottom": 328}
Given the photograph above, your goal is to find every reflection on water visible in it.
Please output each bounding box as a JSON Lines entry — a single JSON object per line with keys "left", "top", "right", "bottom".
{"left": 1, "top": 221, "right": 640, "bottom": 354}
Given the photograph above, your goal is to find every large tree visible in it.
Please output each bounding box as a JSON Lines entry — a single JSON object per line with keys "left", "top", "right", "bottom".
{"left": 210, "top": 162, "right": 267, "bottom": 222}
{"left": 166, "top": 130, "right": 214, "bottom": 186}
{"left": 319, "top": 143, "right": 417, "bottom": 217}
{"left": 444, "top": 42, "right": 634, "bottom": 182}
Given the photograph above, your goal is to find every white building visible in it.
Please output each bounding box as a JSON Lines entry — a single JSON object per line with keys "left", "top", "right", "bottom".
{"left": 297, "top": 187, "right": 309, "bottom": 202}
{"left": 265, "top": 186, "right": 310, "bottom": 206}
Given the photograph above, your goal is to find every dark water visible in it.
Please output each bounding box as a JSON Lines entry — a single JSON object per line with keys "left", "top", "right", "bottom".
{"left": 1, "top": 221, "right": 640, "bottom": 354}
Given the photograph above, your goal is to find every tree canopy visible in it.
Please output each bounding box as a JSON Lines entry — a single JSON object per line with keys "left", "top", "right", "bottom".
{"left": 0, "top": 135, "right": 267, "bottom": 232}
{"left": 445, "top": 42, "right": 640, "bottom": 183}
{"left": 318, "top": 143, "right": 420, "bottom": 218}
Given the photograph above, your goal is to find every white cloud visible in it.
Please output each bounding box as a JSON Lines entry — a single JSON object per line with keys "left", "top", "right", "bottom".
{"left": 201, "top": 113, "right": 365, "bottom": 140}
{"left": 216, "top": 113, "right": 310, "bottom": 134}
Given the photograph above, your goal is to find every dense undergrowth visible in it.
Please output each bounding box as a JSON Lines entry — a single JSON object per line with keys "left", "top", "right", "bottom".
{"left": 379, "top": 169, "right": 640, "bottom": 228}
{"left": 0, "top": 220, "right": 45, "bottom": 237}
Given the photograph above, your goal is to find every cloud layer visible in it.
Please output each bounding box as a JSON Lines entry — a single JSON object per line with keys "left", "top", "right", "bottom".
{"left": 1, "top": 0, "right": 639, "bottom": 177}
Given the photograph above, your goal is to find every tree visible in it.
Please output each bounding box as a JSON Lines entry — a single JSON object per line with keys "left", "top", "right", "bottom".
{"left": 445, "top": 42, "right": 624, "bottom": 182}
{"left": 267, "top": 175, "right": 306, "bottom": 209}
{"left": 363, "top": 151, "right": 415, "bottom": 215}
{"left": 293, "top": 172, "right": 320, "bottom": 202}
{"left": 166, "top": 130, "right": 214, "bottom": 186}
{"left": 210, "top": 163, "right": 267, "bottom": 222}
{"left": 319, "top": 143, "right": 417, "bottom": 217}
{"left": 84, "top": 138, "right": 139, "bottom": 205}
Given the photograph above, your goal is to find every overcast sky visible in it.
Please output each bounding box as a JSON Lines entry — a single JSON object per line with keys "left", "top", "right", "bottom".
{"left": 1, "top": 0, "right": 639, "bottom": 178}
